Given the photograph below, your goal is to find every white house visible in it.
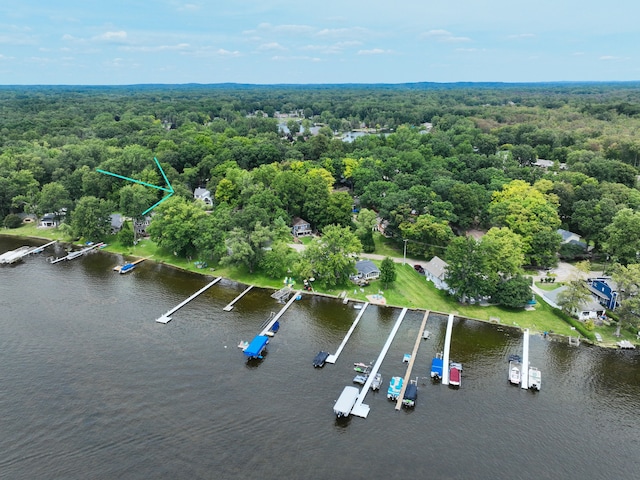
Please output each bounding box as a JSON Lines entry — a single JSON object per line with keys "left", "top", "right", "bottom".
{"left": 39, "top": 213, "right": 58, "bottom": 228}
{"left": 193, "top": 187, "right": 213, "bottom": 205}
{"left": 291, "top": 217, "right": 312, "bottom": 237}
{"left": 424, "top": 256, "right": 450, "bottom": 291}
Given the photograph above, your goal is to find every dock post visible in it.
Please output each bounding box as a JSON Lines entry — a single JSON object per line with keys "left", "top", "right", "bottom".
{"left": 521, "top": 328, "right": 530, "bottom": 389}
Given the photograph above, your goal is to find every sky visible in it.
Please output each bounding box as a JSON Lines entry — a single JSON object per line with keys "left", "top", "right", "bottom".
{"left": 1, "top": 0, "right": 639, "bottom": 85}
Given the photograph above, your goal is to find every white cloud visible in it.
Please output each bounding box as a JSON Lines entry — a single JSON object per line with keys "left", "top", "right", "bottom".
{"left": 421, "top": 29, "right": 471, "bottom": 43}
{"left": 120, "top": 43, "right": 190, "bottom": 52}
{"left": 508, "top": 33, "right": 536, "bottom": 39}
{"left": 180, "top": 46, "right": 241, "bottom": 58}
{"left": 177, "top": 3, "right": 200, "bottom": 12}
{"left": 258, "top": 42, "right": 286, "bottom": 51}
{"left": 599, "top": 55, "right": 628, "bottom": 61}
{"left": 93, "top": 31, "right": 128, "bottom": 42}
{"left": 271, "top": 55, "right": 321, "bottom": 62}
{"left": 357, "top": 48, "right": 393, "bottom": 55}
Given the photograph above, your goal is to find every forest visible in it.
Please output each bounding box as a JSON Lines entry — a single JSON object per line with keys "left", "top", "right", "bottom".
{"left": 2, "top": 82, "right": 640, "bottom": 322}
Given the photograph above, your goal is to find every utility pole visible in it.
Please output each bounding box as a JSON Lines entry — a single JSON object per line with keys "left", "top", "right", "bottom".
{"left": 403, "top": 239, "right": 408, "bottom": 265}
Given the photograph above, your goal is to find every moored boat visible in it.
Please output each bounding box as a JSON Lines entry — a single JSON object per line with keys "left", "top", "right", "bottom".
{"left": 119, "top": 262, "right": 135, "bottom": 274}
{"left": 334, "top": 386, "right": 359, "bottom": 418}
{"left": 243, "top": 335, "right": 269, "bottom": 360}
{"left": 354, "top": 362, "right": 371, "bottom": 374}
{"left": 402, "top": 379, "right": 418, "bottom": 408}
{"left": 449, "top": 362, "right": 462, "bottom": 387}
{"left": 387, "top": 376, "right": 403, "bottom": 400}
{"left": 370, "top": 373, "right": 382, "bottom": 391}
{"left": 528, "top": 367, "right": 542, "bottom": 391}
{"left": 313, "top": 351, "right": 329, "bottom": 368}
{"left": 430, "top": 352, "right": 444, "bottom": 381}
{"left": 508, "top": 354, "right": 522, "bottom": 386}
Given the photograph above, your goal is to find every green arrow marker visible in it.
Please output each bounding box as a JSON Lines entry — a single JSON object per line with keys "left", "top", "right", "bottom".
{"left": 97, "top": 157, "right": 174, "bottom": 215}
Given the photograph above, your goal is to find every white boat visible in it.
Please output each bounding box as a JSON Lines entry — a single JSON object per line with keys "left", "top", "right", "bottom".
{"left": 370, "top": 373, "right": 382, "bottom": 391}
{"left": 509, "top": 362, "right": 521, "bottom": 385}
{"left": 334, "top": 386, "right": 359, "bottom": 418}
{"left": 528, "top": 367, "right": 542, "bottom": 391}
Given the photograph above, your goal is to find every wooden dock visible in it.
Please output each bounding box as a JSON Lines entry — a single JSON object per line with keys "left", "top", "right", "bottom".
{"left": 326, "top": 302, "right": 369, "bottom": 364}
{"left": 441, "top": 314, "right": 454, "bottom": 385}
{"left": 113, "top": 256, "right": 149, "bottom": 272}
{"left": 223, "top": 285, "right": 253, "bottom": 311}
{"left": 395, "top": 310, "right": 430, "bottom": 410}
{"left": 156, "top": 277, "right": 221, "bottom": 324}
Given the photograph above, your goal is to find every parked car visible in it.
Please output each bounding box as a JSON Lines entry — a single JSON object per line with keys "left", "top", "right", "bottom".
{"left": 414, "top": 264, "right": 425, "bottom": 275}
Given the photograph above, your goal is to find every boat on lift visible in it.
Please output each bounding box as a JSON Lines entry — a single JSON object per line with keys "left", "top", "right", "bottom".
{"left": 387, "top": 376, "right": 403, "bottom": 400}
{"left": 334, "top": 386, "right": 359, "bottom": 418}
{"left": 508, "top": 354, "right": 522, "bottom": 386}
{"left": 449, "top": 362, "right": 462, "bottom": 387}
{"left": 528, "top": 366, "right": 542, "bottom": 391}
{"left": 430, "top": 352, "right": 444, "bottom": 381}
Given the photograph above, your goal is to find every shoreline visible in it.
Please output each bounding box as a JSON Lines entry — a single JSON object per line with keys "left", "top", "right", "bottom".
{"left": 1, "top": 230, "right": 633, "bottom": 350}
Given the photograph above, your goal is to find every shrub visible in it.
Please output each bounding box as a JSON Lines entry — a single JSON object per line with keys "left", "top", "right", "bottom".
{"left": 3, "top": 214, "right": 23, "bottom": 229}
{"left": 551, "top": 308, "right": 596, "bottom": 341}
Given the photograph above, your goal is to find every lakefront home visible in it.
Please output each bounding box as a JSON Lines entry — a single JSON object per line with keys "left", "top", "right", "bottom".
{"left": 424, "top": 256, "right": 450, "bottom": 291}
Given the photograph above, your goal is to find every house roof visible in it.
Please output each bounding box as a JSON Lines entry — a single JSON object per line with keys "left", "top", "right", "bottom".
{"left": 194, "top": 187, "right": 211, "bottom": 198}
{"left": 355, "top": 260, "right": 380, "bottom": 275}
{"left": 557, "top": 228, "right": 579, "bottom": 242}
{"left": 292, "top": 217, "right": 310, "bottom": 227}
{"left": 544, "top": 286, "right": 604, "bottom": 312}
{"left": 110, "top": 213, "right": 124, "bottom": 228}
{"left": 424, "top": 256, "right": 448, "bottom": 280}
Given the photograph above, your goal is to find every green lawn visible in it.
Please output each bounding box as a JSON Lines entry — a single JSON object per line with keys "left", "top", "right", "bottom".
{"left": 535, "top": 281, "right": 564, "bottom": 291}
{"left": 3, "top": 224, "right": 636, "bottom": 348}
{"left": 372, "top": 233, "right": 403, "bottom": 258}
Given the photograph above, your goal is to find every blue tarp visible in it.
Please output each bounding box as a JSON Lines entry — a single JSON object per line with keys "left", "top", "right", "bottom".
{"left": 431, "top": 357, "right": 443, "bottom": 378}
{"left": 244, "top": 335, "right": 269, "bottom": 358}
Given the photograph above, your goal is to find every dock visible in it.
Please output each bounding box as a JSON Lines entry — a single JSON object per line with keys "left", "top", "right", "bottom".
{"left": 51, "top": 242, "right": 104, "bottom": 264}
{"left": 258, "top": 291, "right": 300, "bottom": 336}
{"left": 351, "top": 307, "right": 408, "bottom": 419}
{"left": 395, "top": 310, "right": 430, "bottom": 410}
{"left": 441, "top": 314, "right": 454, "bottom": 385}
{"left": 223, "top": 285, "right": 253, "bottom": 311}
{"left": 325, "top": 302, "right": 370, "bottom": 364}
{"left": 113, "top": 256, "right": 149, "bottom": 272}
{"left": 156, "top": 277, "right": 221, "bottom": 323}
{"left": 521, "top": 329, "right": 530, "bottom": 389}
{"left": 0, "top": 241, "right": 56, "bottom": 264}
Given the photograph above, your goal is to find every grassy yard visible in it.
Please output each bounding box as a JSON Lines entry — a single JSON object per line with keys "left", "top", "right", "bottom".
{"left": 534, "top": 281, "right": 564, "bottom": 291}
{"left": 3, "top": 224, "right": 637, "bottom": 348}
{"left": 372, "top": 233, "right": 404, "bottom": 258}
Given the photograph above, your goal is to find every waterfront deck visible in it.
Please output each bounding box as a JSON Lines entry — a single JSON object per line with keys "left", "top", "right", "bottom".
{"left": 351, "top": 308, "right": 408, "bottom": 418}
{"left": 441, "top": 314, "right": 454, "bottom": 385}
{"left": 223, "top": 285, "right": 253, "bottom": 311}
{"left": 325, "top": 302, "right": 369, "bottom": 364}
{"left": 156, "top": 277, "right": 221, "bottom": 323}
{"left": 395, "top": 310, "right": 429, "bottom": 410}
{"left": 113, "top": 256, "right": 149, "bottom": 273}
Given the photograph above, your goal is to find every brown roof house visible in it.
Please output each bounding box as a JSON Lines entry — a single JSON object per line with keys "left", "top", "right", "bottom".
{"left": 424, "top": 256, "right": 450, "bottom": 291}
{"left": 291, "top": 217, "right": 312, "bottom": 237}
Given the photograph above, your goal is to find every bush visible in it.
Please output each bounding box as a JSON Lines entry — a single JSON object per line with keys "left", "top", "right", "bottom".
{"left": 3, "top": 214, "right": 23, "bottom": 229}
{"left": 551, "top": 308, "right": 596, "bottom": 341}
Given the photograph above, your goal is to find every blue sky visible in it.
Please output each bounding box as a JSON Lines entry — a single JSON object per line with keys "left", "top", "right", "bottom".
{"left": 1, "top": 0, "right": 638, "bottom": 85}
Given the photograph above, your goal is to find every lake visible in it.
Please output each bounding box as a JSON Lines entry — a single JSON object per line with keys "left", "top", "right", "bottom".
{"left": 1, "top": 237, "right": 638, "bottom": 479}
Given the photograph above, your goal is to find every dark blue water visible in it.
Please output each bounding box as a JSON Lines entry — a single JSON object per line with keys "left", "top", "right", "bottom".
{"left": 1, "top": 237, "right": 638, "bottom": 479}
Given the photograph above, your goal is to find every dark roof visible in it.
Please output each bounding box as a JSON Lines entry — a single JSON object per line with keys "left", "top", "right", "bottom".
{"left": 355, "top": 260, "right": 380, "bottom": 275}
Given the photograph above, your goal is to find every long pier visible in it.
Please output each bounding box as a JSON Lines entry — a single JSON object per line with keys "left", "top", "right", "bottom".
{"left": 325, "top": 302, "right": 369, "bottom": 364}
{"left": 521, "top": 328, "right": 530, "bottom": 389}
{"left": 51, "top": 242, "right": 104, "bottom": 264}
{"left": 441, "top": 314, "right": 454, "bottom": 385}
{"left": 156, "top": 277, "right": 221, "bottom": 324}
{"left": 223, "top": 285, "right": 253, "bottom": 311}
{"left": 395, "top": 310, "right": 430, "bottom": 410}
{"left": 259, "top": 290, "right": 300, "bottom": 335}
{"left": 0, "top": 240, "right": 56, "bottom": 264}
{"left": 351, "top": 308, "right": 408, "bottom": 419}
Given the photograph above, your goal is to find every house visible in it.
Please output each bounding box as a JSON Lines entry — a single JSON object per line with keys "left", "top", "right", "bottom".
{"left": 557, "top": 229, "right": 581, "bottom": 245}
{"left": 355, "top": 260, "right": 380, "bottom": 280}
{"left": 39, "top": 213, "right": 58, "bottom": 228}
{"left": 424, "top": 256, "right": 450, "bottom": 291}
{"left": 194, "top": 187, "right": 213, "bottom": 206}
{"left": 134, "top": 216, "right": 152, "bottom": 237}
{"left": 110, "top": 213, "right": 125, "bottom": 234}
{"left": 544, "top": 286, "right": 606, "bottom": 321}
{"left": 586, "top": 277, "right": 619, "bottom": 310}
{"left": 291, "top": 217, "right": 312, "bottom": 237}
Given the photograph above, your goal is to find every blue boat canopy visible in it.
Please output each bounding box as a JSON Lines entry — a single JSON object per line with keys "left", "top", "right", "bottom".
{"left": 243, "top": 335, "right": 269, "bottom": 359}
{"left": 431, "top": 357, "right": 443, "bottom": 377}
